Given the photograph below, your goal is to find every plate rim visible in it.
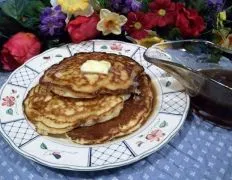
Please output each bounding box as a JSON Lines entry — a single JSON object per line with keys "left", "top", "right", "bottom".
{"left": 0, "top": 40, "right": 190, "bottom": 171}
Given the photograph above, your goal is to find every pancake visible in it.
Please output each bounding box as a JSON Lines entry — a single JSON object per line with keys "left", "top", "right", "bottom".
{"left": 35, "top": 122, "right": 75, "bottom": 135}
{"left": 40, "top": 52, "right": 144, "bottom": 98}
{"left": 66, "top": 74, "right": 155, "bottom": 145}
{"left": 23, "top": 85, "right": 128, "bottom": 135}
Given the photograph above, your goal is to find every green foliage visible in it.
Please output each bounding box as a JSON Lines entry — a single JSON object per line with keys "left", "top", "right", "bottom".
{"left": 23, "top": 0, "right": 45, "bottom": 17}
{"left": 172, "top": 0, "right": 185, "bottom": 3}
{"left": 95, "top": 0, "right": 109, "bottom": 9}
{"left": 0, "top": 31, "right": 8, "bottom": 51}
{"left": 0, "top": 32, "right": 8, "bottom": 39}
{"left": 0, "top": 0, "right": 46, "bottom": 33}
{"left": 40, "top": 0, "right": 51, "bottom": 6}
{"left": 211, "top": 28, "right": 231, "bottom": 44}
{"left": 185, "top": 0, "right": 207, "bottom": 13}
{"left": 167, "top": 28, "right": 182, "bottom": 40}
{"left": 21, "top": 0, "right": 46, "bottom": 30}
{"left": 41, "top": 33, "right": 71, "bottom": 49}
{"left": 0, "top": 9, "right": 25, "bottom": 36}
{"left": 142, "top": 0, "right": 153, "bottom": 12}
{"left": 1, "top": 0, "right": 29, "bottom": 21}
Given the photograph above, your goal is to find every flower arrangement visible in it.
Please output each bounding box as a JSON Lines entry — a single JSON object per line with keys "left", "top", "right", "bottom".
{"left": 0, "top": 0, "right": 231, "bottom": 71}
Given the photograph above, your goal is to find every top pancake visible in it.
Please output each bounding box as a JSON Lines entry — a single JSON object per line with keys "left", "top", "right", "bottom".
{"left": 40, "top": 52, "right": 144, "bottom": 98}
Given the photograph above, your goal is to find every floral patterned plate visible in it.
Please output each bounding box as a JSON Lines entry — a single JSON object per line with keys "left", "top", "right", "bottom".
{"left": 0, "top": 40, "right": 190, "bottom": 171}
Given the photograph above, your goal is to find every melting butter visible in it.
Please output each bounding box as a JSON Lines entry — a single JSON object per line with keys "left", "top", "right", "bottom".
{"left": 80, "top": 60, "right": 111, "bottom": 74}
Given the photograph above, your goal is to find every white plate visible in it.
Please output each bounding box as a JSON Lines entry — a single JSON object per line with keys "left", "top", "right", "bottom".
{"left": 0, "top": 40, "right": 190, "bottom": 171}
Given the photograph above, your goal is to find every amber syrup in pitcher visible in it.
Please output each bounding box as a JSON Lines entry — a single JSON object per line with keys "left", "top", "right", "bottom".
{"left": 191, "top": 69, "right": 232, "bottom": 128}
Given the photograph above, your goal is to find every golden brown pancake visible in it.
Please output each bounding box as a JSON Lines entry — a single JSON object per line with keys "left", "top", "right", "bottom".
{"left": 66, "top": 74, "right": 155, "bottom": 145}
{"left": 40, "top": 52, "right": 144, "bottom": 98}
{"left": 23, "top": 85, "right": 128, "bottom": 135}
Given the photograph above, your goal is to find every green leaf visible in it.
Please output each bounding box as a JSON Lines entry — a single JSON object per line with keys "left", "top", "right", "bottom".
{"left": 0, "top": 9, "right": 25, "bottom": 36}
{"left": 44, "top": 39, "right": 66, "bottom": 49}
{"left": 40, "top": 0, "right": 51, "bottom": 6}
{"left": 6, "top": 108, "right": 13, "bottom": 115}
{"left": 95, "top": 0, "right": 109, "bottom": 8}
{"left": 165, "top": 81, "right": 171, "bottom": 87}
{"left": 40, "top": 142, "right": 48, "bottom": 149}
{"left": 159, "top": 121, "right": 168, "bottom": 128}
{"left": 1, "top": 0, "right": 29, "bottom": 21}
{"left": 23, "top": 0, "right": 45, "bottom": 18}
{"left": 0, "top": 31, "right": 8, "bottom": 39}
{"left": 167, "top": 27, "right": 182, "bottom": 40}
{"left": 21, "top": 17, "right": 40, "bottom": 30}
{"left": 21, "top": 0, "right": 46, "bottom": 30}
{"left": 185, "top": 0, "right": 206, "bottom": 13}
{"left": 142, "top": 0, "right": 153, "bottom": 12}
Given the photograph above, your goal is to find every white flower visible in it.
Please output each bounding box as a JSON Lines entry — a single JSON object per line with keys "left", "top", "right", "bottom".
{"left": 97, "top": 9, "right": 127, "bottom": 36}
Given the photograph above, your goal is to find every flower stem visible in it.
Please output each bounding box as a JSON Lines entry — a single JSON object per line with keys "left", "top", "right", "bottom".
{"left": 201, "top": 29, "right": 213, "bottom": 35}
{"left": 0, "top": 33, "right": 8, "bottom": 39}
{"left": 225, "top": 5, "right": 232, "bottom": 12}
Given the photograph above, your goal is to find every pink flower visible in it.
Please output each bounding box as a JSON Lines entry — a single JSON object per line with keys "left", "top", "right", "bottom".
{"left": 2, "top": 96, "right": 15, "bottom": 107}
{"left": 0, "top": 32, "right": 41, "bottom": 71}
{"left": 110, "top": 43, "right": 123, "bottom": 51}
{"left": 146, "top": 129, "right": 165, "bottom": 142}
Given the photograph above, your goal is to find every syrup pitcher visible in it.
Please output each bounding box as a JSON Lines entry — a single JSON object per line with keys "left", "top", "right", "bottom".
{"left": 143, "top": 40, "right": 232, "bottom": 127}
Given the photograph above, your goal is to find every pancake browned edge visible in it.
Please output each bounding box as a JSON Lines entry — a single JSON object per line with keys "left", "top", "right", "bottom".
{"left": 23, "top": 85, "right": 126, "bottom": 135}
{"left": 66, "top": 74, "right": 155, "bottom": 145}
{"left": 39, "top": 52, "right": 144, "bottom": 98}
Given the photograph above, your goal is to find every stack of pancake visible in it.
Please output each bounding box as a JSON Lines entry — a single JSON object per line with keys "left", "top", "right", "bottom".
{"left": 23, "top": 52, "right": 155, "bottom": 145}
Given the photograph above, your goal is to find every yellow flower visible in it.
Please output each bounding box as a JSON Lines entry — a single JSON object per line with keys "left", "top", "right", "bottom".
{"left": 212, "top": 29, "right": 232, "bottom": 50}
{"left": 217, "top": 11, "right": 227, "bottom": 28}
{"left": 97, "top": 9, "right": 127, "bottom": 36}
{"left": 126, "top": 30, "right": 164, "bottom": 48}
{"left": 51, "top": 0, "right": 94, "bottom": 17}
{"left": 219, "top": 11, "right": 227, "bottom": 21}
{"left": 137, "top": 37, "right": 164, "bottom": 48}
{"left": 221, "top": 34, "right": 232, "bottom": 49}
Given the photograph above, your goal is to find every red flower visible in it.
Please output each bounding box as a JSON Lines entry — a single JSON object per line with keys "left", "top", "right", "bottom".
{"left": 0, "top": 32, "right": 41, "bottom": 71}
{"left": 125, "top": 12, "right": 153, "bottom": 40}
{"left": 175, "top": 3, "right": 205, "bottom": 37}
{"left": 148, "top": 0, "right": 176, "bottom": 27}
{"left": 2, "top": 96, "right": 15, "bottom": 107}
{"left": 67, "top": 13, "right": 100, "bottom": 43}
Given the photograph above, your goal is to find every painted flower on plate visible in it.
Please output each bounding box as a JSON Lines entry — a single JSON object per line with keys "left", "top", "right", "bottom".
{"left": 110, "top": 43, "right": 123, "bottom": 51}
{"left": 97, "top": 9, "right": 127, "bottom": 35}
{"left": 146, "top": 129, "right": 165, "bottom": 142}
{"left": 2, "top": 96, "right": 15, "bottom": 107}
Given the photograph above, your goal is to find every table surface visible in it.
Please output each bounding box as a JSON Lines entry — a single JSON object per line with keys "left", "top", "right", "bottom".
{"left": 0, "top": 71, "right": 232, "bottom": 180}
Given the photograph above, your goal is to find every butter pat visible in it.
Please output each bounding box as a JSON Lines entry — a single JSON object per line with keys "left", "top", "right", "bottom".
{"left": 80, "top": 60, "right": 111, "bottom": 74}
